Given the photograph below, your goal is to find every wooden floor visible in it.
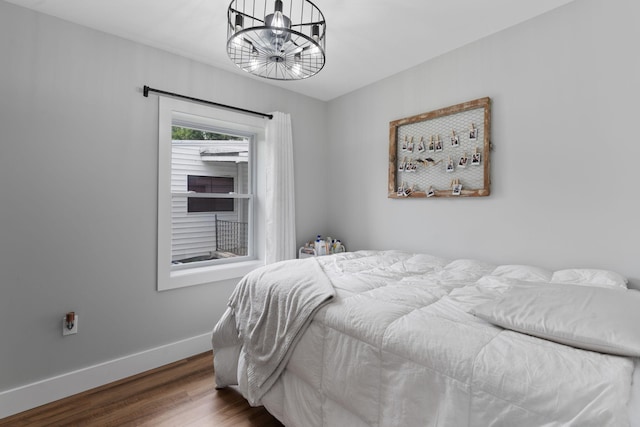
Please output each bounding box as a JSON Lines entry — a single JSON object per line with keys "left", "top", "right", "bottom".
{"left": 0, "top": 351, "right": 283, "bottom": 427}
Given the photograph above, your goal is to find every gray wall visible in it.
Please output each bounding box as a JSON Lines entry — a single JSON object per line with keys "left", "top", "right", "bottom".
{"left": 0, "top": 1, "right": 327, "bottom": 391}
{"left": 326, "top": 0, "right": 640, "bottom": 286}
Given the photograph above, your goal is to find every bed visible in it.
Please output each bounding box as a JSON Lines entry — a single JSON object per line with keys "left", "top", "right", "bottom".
{"left": 211, "top": 250, "right": 640, "bottom": 426}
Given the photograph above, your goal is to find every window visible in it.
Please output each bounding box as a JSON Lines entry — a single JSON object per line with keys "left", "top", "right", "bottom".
{"left": 157, "top": 98, "right": 266, "bottom": 291}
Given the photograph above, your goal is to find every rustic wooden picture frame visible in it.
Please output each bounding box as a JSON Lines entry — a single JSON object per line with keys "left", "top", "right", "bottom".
{"left": 388, "top": 97, "right": 491, "bottom": 198}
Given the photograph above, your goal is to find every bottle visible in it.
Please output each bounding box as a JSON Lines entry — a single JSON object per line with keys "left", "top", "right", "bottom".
{"left": 315, "top": 235, "right": 323, "bottom": 256}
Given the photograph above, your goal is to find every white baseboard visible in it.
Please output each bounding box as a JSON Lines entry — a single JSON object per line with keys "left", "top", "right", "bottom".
{"left": 0, "top": 332, "right": 212, "bottom": 419}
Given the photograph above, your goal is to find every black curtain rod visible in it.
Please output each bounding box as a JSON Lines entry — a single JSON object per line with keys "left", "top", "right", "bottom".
{"left": 142, "top": 85, "right": 273, "bottom": 120}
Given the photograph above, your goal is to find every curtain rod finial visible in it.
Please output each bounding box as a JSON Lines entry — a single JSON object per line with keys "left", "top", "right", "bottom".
{"left": 143, "top": 85, "right": 150, "bottom": 97}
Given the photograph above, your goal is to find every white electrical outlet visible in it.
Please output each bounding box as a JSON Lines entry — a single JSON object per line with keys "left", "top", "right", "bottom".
{"left": 62, "top": 315, "right": 78, "bottom": 336}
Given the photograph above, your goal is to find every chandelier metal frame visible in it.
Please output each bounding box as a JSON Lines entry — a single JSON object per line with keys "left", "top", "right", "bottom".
{"left": 227, "top": 0, "right": 326, "bottom": 80}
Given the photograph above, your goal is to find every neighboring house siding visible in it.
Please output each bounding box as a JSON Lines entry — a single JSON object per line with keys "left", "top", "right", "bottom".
{"left": 171, "top": 146, "right": 242, "bottom": 261}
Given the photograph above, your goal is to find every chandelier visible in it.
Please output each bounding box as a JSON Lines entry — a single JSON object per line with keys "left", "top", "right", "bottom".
{"left": 226, "top": 0, "right": 326, "bottom": 80}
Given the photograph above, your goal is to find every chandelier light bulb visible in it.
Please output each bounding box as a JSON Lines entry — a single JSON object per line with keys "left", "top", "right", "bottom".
{"left": 235, "top": 14, "right": 244, "bottom": 32}
{"left": 272, "top": 10, "right": 285, "bottom": 34}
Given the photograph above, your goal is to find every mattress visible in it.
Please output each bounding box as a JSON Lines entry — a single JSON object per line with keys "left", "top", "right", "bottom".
{"left": 213, "top": 250, "right": 640, "bottom": 426}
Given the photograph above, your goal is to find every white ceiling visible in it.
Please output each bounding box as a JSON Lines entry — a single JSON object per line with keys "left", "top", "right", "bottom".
{"left": 5, "top": 0, "right": 576, "bottom": 101}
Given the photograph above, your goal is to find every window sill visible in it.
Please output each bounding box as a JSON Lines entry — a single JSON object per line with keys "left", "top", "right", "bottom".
{"left": 159, "top": 259, "right": 264, "bottom": 291}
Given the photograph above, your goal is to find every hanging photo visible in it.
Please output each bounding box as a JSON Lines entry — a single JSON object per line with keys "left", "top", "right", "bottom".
{"left": 397, "top": 181, "right": 406, "bottom": 197}
{"left": 417, "top": 136, "right": 425, "bottom": 153}
{"left": 458, "top": 154, "right": 468, "bottom": 169}
{"left": 403, "top": 184, "right": 415, "bottom": 197}
{"left": 450, "top": 130, "right": 459, "bottom": 147}
{"left": 428, "top": 136, "right": 435, "bottom": 152}
{"left": 435, "top": 136, "right": 443, "bottom": 152}
{"left": 469, "top": 123, "right": 478, "bottom": 141}
{"left": 427, "top": 186, "right": 435, "bottom": 197}
{"left": 446, "top": 156, "right": 455, "bottom": 173}
{"left": 401, "top": 136, "right": 408, "bottom": 151}
{"left": 451, "top": 178, "right": 462, "bottom": 195}
{"left": 407, "top": 137, "right": 414, "bottom": 153}
{"left": 471, "top": 151, "right": 481, "bottom": 166}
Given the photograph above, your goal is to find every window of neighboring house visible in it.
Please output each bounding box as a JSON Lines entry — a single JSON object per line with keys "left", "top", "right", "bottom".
{"left": 187, "top": 176, "right": 234, "bottom": 213}
{"left": 157, "top": 98, "right": 266, "bottom": 291}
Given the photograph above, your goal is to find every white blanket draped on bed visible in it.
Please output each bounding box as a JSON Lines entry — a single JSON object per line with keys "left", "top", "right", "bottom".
{"left": 212, "top": 257, "right": 335, "bottom": 405}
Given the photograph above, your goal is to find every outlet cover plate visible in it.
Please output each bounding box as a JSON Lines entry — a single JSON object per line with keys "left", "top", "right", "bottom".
{"left": 62, "top": 315, "right": 78, "bottom": 336}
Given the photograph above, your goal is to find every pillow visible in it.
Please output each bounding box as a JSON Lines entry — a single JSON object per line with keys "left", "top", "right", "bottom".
{"left": 471, "top": 283, "right": 640, "bottom": 357}
{"left": 491, "top": 264, "right": 553, "bottom": 282}
{"left": 551, "top": 268, "right": 628, "bottom": 289}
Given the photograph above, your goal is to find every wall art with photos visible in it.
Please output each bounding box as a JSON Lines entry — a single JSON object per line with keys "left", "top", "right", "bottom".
{"left": 388, "top": 97, "right": 491, "bottom": 198}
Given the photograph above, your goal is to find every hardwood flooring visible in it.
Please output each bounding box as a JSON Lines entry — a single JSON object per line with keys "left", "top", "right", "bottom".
{"left": 0, "top": 351, "right": 283, "bottom": 427}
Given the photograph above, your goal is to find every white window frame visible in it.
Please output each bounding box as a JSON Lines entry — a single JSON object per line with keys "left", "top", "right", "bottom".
{"left": 157, "top": 97, "right": 266, "bottom": 291}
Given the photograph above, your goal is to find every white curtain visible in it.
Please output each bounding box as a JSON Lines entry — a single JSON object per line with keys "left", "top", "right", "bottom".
{"left": 265, "top": 112, "right": 296, "bottom": 264}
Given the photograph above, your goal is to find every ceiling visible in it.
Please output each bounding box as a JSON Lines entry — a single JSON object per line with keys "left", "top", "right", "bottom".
{"left": 5, "top": 0, "right": 576, "bottom": 101}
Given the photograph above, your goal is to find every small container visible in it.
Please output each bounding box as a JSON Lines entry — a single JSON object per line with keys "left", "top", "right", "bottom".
{"left": 315, "top": 235, "right": 326, "bottom": 255}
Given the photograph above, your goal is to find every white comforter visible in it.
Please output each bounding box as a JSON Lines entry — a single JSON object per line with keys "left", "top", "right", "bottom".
{"left": 213, "top": 250, "right": 638, "bottom": 426}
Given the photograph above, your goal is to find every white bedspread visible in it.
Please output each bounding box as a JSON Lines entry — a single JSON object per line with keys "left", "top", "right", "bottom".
{"left": 213, "top": 250, "right": 637, "bottom": 426}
